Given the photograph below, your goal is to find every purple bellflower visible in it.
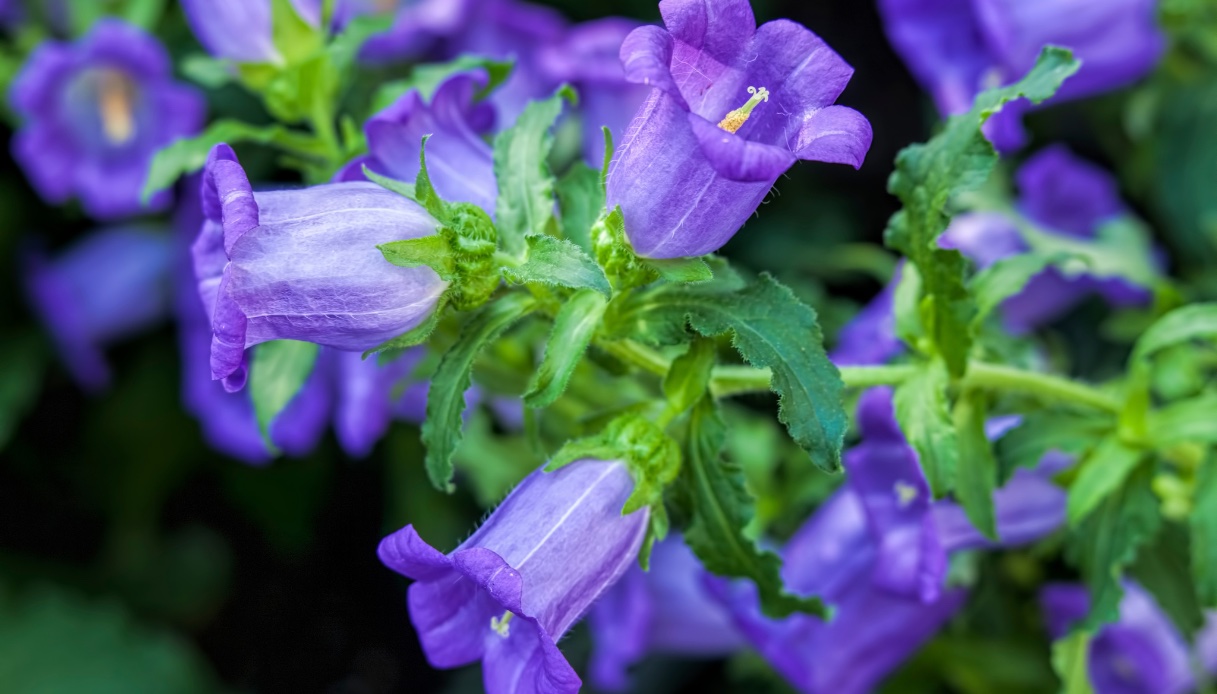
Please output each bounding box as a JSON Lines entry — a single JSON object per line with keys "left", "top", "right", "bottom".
{"left": 378, "top": 459, "right": 649, "bottom": 694}
{"left": 326, "top": 347, "right": 419, "bottom": 458}
{"left": 588, "top": 534, "right": 745, "bottom": 691}
{"left": 337, "top": 0, "right": 473, "bottom": 63}
{"left": 537, "top": 18, "right": 651, "bottom": 166}
{"left": 878, "top": 0, "right": 1164, "bottom": 150}
{"left": 339, "top": 69, "right": 498, "bottom": 213}
{"left": 195, "top": 144, "right": 447, "bottom": 392}
{"left": 830, "top": 276, "right": 902, "bottom": 368}
{"left": 941, "top": 146, "right": 1155, "bottom": 333}
{"left": 606, "top": 0, "right": 872, "bottom": 258}
{"left": 24, "top": 227, "right": 172, "bottom": 392}
{"left": 9, "top": 19, "right": 205, "bottom": 220}
{"left": 1041, "top": 582, "right": 1195, "bottom": 694}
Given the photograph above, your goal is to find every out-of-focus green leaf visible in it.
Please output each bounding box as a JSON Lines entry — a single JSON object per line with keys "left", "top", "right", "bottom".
{"left": 0, "top": 332, "right": 44, "bottom": 451}
{"left": 954, "top": 390, "right": 998, "bottom": 539}
{"left": 370, "top": 55, "right": 514, "bottom": 114}
{"left": 894, "top": 362, "right": 958, "bottom": 496}
{"left": 1066, "top": 437, "right": 1146, "bottom": 526}
{"left": 1050, "top": 631, "right": 1094, "bottom": 694}
{"left": 249, "top": 340, "right": 320, "bottom": 447}
{"left": 1130, "top": 522, "right": 1205, "bottom": 636}
{"left": 994, "top": 410, "right": 1109, "bottom": 483}
{"left": 1191, "top": 457, "right": 1217, "bottom": 606}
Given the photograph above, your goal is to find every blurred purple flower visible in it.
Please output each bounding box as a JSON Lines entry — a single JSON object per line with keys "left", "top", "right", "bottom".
{"left": 378, "top": 458, "right": 649, "bottom": 694}
{"left": 326, "top": 347, "right": 418, "bottom": 458}
{"left": 941, "top": 146, "right": 1155, "bottom": 333}
{"left": 339, "top": 70, "right": 498, "bottom": 212}
{"left": 830, "top": 275, "right": 902, "bottom": 368}
{"left": 195, "top": 144, "right": 447, "bottom": 392}
{"left": 24, "top": 227, "right": 172, "bottom": 392}
{"left": 9, "top": 19, "right": 205, "bottom": 220}
{"left": 1041, "top": 582, "right": 1194, "bottom": 694}
{"left": 588, "top": 534, "right": 745, "bottom": 691}
{"left": 182, "top": 0, "right": 278, "bottom": 63}
{"left": 605, "top": 0, "right": 872, "bottom": 259}
{"left": 340, "top": 0, "right": 473, "bottom": 62}
{"left": 878, "top": 0, "right": 1164, "bottom": 150}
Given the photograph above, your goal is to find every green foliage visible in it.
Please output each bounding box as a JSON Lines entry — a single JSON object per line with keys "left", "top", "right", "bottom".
{"left": 994, "top": 410, "right": 1109, "bottom": 483}
{"left": 884, "top": 47, "right": 1080, "bottom": 376}
{"left": 1050, "top": 632, "right": 1095, "bottom": 694}
{"left": 682, "top": 398, "right": 829, "bottom": 619}
{"left": 525, "top": 289, "right": 608, "bottom": 408}
{"left": 1130, "top": 522, "right": 1206, "bottom": 635}
{"left": 502, "top": 235, "right": 611, "bottom": 296}
{"left": 370, "top": 56, "right": 514, "bottom": 114}
{"left": 662, "top": 338, "right": 717, "bottom": 418}
{"left": 893, "top": 363, "right": 958, "bottom": 496}
{"left": 970, "top": 252, "right": 1070, "bottom": 327}
{"left": 249, "top": 340, "right": 320, "bottom": 448}
{"left": 1066, "top": 437, "right": 1147, "bottom": 526}
{"left": 423, "top": 293, "right": 536, "bottom": 491}
{"left": 556, "top": 162, "right": 604, "bottom": 252}
{"left": 953, "top": 390, "right": 998, "bottom": 539}
{"left": 0, "top": 331, "right": 44, "bottom": 451}
{"left": 1191, "top": 458, "right": 1217, "bottom": 606}
{"left": 493, "top": 86, "right": 577, "bottom": 255}
{"left": 646, "top": 257, "right": 715, "bottom": 284}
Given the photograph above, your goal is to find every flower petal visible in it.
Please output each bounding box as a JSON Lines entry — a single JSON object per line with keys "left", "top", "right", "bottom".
{"left": 688, "top": 112, "right": 795, "bottom": 183}
{"left": 793, "top": 105, "right": 873, "bottom": 169}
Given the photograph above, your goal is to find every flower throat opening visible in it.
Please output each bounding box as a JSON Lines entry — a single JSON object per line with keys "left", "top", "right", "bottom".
{"left": 97, "top": 69, "right": 137, "bottom": 146}
{"left": 718, "top": 86, "right": 770, "bottom": 134}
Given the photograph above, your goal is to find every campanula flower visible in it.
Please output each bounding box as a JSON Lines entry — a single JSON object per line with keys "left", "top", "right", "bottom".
{"left": 24, "top": 227, "right": 171, "bottom": 392}
{"left": 941, "top": 146, "right": 1156, "bottom": 333}
{"left": 339, "top": 70, "right": 497, "bottom": 213}
{"left": 182, "top": 0, "right": 279, "bottom": 63}
{"left": 378, "top": 458, "right": 649, "bottom": 694}
{"left": 337, "top": 0, "right": 473, "bottom": 62}
{"left": 830, "top": 276, "right": 902, "bottom": 368}
{"left": 1041, "top": 582, "right": 1194, "bottom": 694}
{"left": 9, "top": 19, "right": 205, "bottom": 220}
{"left": 588, "top": 534, "right": 744, "bottom": 691}
{"left": 605, "top": 0, "right": 872, "bottom": 258}
{"left": 326, "top": 348, "right": 419, "bottom": 458}
{"left": 195, "top": 144, "right": 447, "bottom": 392}
{"left": 878, "top": 0, "right": 1164, "bottom": 150}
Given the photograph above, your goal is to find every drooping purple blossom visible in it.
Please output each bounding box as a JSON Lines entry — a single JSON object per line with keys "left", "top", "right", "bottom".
{"left": 339, "top": 69, "right": 498, "bottom": 212}
{"left": 9, "top": 19, "right": 205, "bottom": 220}
{"left": 195, "top": 144, "right": 448, "bottom": 392}
{"left": 588, "top": 534, "right": 745, "bottom": 691}
{"left": 605, "top": 0, "right": 872, "bottom": 259}
{"left": 1041, "top": 582, "right": 1195, "bottom": 694}
{"left": 378, "top": 459, "right": 649, "bottom": 694}
{"left": 24, "top": 227, "right": 172, "bottom": 392}
{"left": 941, "top": 146, "right": 1155, "bottom": 333}
{"left": 878, "top": 0, "right": 1164, "bottom": 150}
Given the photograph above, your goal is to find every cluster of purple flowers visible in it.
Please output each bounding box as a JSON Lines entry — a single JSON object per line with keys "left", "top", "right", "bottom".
{"left": 10, "top": 0, "right": 1184, "bottom": 691}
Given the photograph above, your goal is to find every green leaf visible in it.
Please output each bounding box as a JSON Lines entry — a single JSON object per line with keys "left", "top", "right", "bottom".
{"left": 1148, "top": 392, "right": 1217, "bottom": 447}
{"left": 1068, "top": 465, "right": 1161, "bottom": 629}
{"left": 683, "top": 397, "right": 829, "bottom": 619}
{"left": 362, "top": 165, "right": 418, "bottom": 202}
{"left": 953, "top": 390, "right": 998, "bottom": 539}
{"left": 631, "top": 274, "right": 847, "bottom": 472}
{"left": 646, "top": 257, "right": 715, "bottom": 284}
{"left": 893, "top": 362, "right": 959, "bottom": 496}
{"left": 971, "top": 252, "right": 1066, "bottom": 327}
{"left": 1131, "top": 302, "right": 1217, "bottom": 362}
{"left": 181, "top": 54, "right": 235, "bottom": 89}
{"left": 502, "top": 234, "right": 611, "bottom": 295}
{"left": 423, "top": 293, "right": 536, "bottom": 491}
{"left": 142, "top": 120, "right": 325, "bottom": 202}
{"left": 1022, "top": 217, "right": 1159, "bottom": 290}
{"left": 1191, "top": 458, "right": 1217, "bottom": 605}
{"left": 1130, "top": 522, "right": 1206, "bottom": 635}
{"left": 556, "top": 161, "right": 605, "bottom": 252}
{"left": 0, "top": 331, "right": 45, "bottom": 451}
{"left": 0, "top": 584, "right": 220, "bottom": 693}
{"left": 525, "top": 289, "right": 607, "bottom": 408}
{"left": 378, "top": 236, "right": 456, "bottom": 280}
{"left": 994, "top": 410, "right": 1110, "bottom": 483}
{"left": 1050, "top": 631, "right": 1095, "bottom": 694}
{"left": 249, "top": 340, "right": 320, "bottom": 447}
{"left": 884, "top": 47, "right": 1080, "bottom": 376}
{"left": 1066, "top": 436, "right": 1146, "bottom": 526}
{"left": 662, "top": 338, "right": 717, "bottom": 418}
{"left": 371, "top": 55, "right": 514, "bottom": 114}
{"left": 493, "top": 86, "right": 577, "bottom": 255}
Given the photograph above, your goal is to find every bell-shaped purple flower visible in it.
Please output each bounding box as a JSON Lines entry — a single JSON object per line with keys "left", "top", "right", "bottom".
{"left": 339, "top": 70, "right": 497, "bottom": 213}
{"left": 378, "top": 459, "right": 650, "bottom": 694}
{"left": 941, "top": 146, "right": 1156, "bottom": 333}
{"left": 9, "top": 19, "right": 205, "bottom": 220}
{"left": 195, "top": 144, "right": 447, "bottom": 391}
{"left": 182, "top": 0, "right": 278, "bottom": 63}
{"left": 537, "top": 18, "right": 651, "bottom": 166}
{"left": 326, "top": 347, "right": 419, "bottom": 458}
{"left": 339, "top": 0, "right": 474, "bottom": 62}
{"left": 24, "top": 227, "right": 172, "bottom": 392}
{"left": 878, "top": 0, "right": 1164, "bottom": 150}
{"left": 588, "top": 534, "right": 744, "bottom": 691}
{"left": 1041, "top": 582, "right": 1195, "bottom": 694}
{"left": 605, "top": 0, "right": 872, "bottom": 258}
{"left": 830, "top": 276, "right": 902, "bottom": 368}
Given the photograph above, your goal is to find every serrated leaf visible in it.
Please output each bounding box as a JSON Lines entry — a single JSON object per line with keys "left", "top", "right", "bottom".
{"left": 142, "top": 120, "right": 325, "bottom": 202}
{"left": 525, "top": 289, "right": 607, "bottom": 408}
{"left": 646, "top": 257, "right": 714, "bottom": 284}
{"left": 493, "top": 86, "right": 577, "bottom": 255}
{"left": 502, "top": 234, "right": 611, "bottom": 295}
{"left": 994, "top": 410, "right": 1110, "bottom": 483}
{"left": 662, "top": 338, "right": 716, "bottom": 417}
{"left": 884, "top": 47, "right": 1080, "bottom": 376}
{"left": 249, "top": 340, "right": 319, "bottom": 447}
{"left": 1067, "top": 437, "right": 1146, "bottom": 526}
{"left": 1191, "top": 458, "right": 1217, "bottom": 605}
{"left": 1050, "top": 631, "right": 1095, "bottom": 694}
{"left": 633, "top": 274, "right": 847, "bottom": 472}
{"left": 556, "top": 162, "right": 604, "bottom": 252}
{"left": 893, "top": 363, "right": 959, "bottom": 496}
{"left": 423, "top": 293, "right": 536, "bottom": 491}
{"left": 954, "top": 389, "right": 998, "bottom": 539}
{"left": 683, "top": 398, "right": 829, "bottom": 619}
{"left": 1068, "top": 465, "right": 1161, "bottom": 629}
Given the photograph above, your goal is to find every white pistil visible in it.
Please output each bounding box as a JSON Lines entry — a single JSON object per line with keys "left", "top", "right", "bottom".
{"left": 490, "top": 611, "right": 514, "bottom": 638}
{"left": 718, "top": 86, "right": 770, "bottom": 134}
{"left": 894, "top": 481, "right": 919, "bottom": 508}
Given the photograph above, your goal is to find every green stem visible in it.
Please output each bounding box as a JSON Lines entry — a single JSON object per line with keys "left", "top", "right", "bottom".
{"left": 962, "top": 362, "right": 1123, "bottom": 414}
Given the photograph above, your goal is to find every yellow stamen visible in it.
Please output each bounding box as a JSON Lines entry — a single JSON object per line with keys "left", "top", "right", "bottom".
{"left": 97, "top": 70, "right": 136, "bottom": 146}
{"left": 490, "top": 611, "right": 514, "bottom": 638}
{"left": 717, "top": 86, "right": 769, "bottom": 134}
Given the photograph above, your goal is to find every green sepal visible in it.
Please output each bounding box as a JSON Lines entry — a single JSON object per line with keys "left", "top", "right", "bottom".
{"left": 423, "top": 293, "right": 537, "bottom": 491}
{"left": 646, "top": 257, "right": 714, "bottom": 284}
{"left": 592, "top": 207, "right": 660, "bottom": 291}
{"left": 249, "top": 340, "right": 320, "bottom": 450}
{"left": 502, "top": 235, "right": 611, "bottom": 296}
{"left": 682, "top": 397, "right": 830, "bottom": 619}
{"left": 524, "top": 289, "right": 608, "bottom": 409}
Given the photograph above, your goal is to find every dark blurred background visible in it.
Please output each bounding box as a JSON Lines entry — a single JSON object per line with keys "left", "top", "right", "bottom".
{"left": 0, "top": 0, "right": 1163, "bottom": 692}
